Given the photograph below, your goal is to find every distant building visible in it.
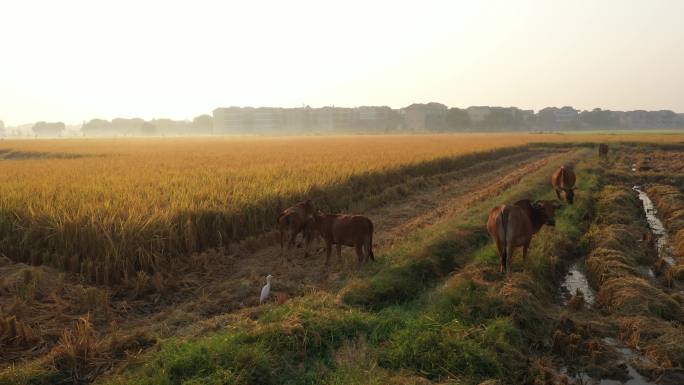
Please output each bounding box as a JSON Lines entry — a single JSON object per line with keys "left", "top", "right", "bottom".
{"left": 213, "top": 107, "right": 248, "bottom": 134}
{"left": 521, "top": 110, "right": 535, "bottom": 125}
{"left": 555, "top": 106, "right": 579, "bottom": 124}
{"left": 466, "top": 106, "right": 491, "bottom": 124}
{"left": 403, "top": 103, "right": 448, "bottom": 131}
{"left": 310, "top": 107, "right": 356, "bottom": 132}
{"left": 32, "top": 121, "right": 65, "bottom": 137}
{"left": 357, "top": 106, "right": 396, "bottom": 131}
{"left": 620, "top": 110, "right": 677, "bottom": 128}
{"left": 253, "top": 108, "right": 284, "bottom": 132}
{"left": 283, "top": 107, "right": 311, "bottom": 132}
{"left": 677, "top": 113, "right": 684, "bottom": 127}
{"left": 611, "top": 111, "right": 627, "bottom": 127}
{"left": 537, "top": 106, "right": 579, "bottom": 129}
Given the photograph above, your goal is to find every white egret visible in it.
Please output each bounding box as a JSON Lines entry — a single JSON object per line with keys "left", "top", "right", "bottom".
{"left": 259, "top": 274, "right": 273, "bottom": 304}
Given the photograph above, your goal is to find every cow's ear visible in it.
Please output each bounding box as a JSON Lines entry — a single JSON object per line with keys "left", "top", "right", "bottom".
{"left": 533, "top": 200, "right": 543, "bottom": 208}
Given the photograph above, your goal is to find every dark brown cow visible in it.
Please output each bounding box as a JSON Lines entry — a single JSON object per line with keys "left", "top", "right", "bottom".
{"left": 277, "top": 199, "right": 315, "bottom": 261}
{"left": 313, "top": 211, "right": 374, "bottom": 267}
{"left": 598, "top": 144, "right": 609, "bottom": 158}
{"left": 487, "top": 199, "right": 560, "bottom": 274}
{"left": 551, "top": 165, "right": 576, "bottom": 204}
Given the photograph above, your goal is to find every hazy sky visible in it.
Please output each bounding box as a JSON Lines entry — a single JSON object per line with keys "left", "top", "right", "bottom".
{"left": 1, "top": 0, "right": 683, "bottom": 125}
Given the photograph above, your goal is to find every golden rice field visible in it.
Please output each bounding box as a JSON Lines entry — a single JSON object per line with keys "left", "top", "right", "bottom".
{"left": 1, "top": 133, "right": 682, "bottom": 284}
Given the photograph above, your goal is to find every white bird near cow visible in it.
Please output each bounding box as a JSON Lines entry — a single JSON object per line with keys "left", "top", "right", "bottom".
{"left": 259, "top": 274, "right": 273, "bottom": 304}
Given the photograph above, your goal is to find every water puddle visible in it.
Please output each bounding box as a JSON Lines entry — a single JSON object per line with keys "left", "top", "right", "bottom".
{"left": 599, "top": 338, "right": 656, "bottom": 385}
{"left": 560, "top": 259, "right": 596, "bottom": 306}
{"left": 633, "top": 186, "right": 675, "bottom": 266}
{"left": 636, "top": 265, "right": 655, "bottom": 279}
{"left": 563, "top": 338, "right": 656, "bottom": 385}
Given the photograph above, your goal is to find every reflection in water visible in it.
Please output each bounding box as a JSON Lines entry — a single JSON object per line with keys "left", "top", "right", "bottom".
{"left": 560, "top": 259, "right": 595, "bottom": 306}
{"left": 633, "top": 186, "right": 675, "bottom": 266}
{"left": 563, "top": 338, "right": 657, "bottom": 384}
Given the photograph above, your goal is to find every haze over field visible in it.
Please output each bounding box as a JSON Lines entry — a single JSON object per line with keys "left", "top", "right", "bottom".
{"left": 5, "top": 2, "right": 684, "bottom": 383}
{"left": 1, "top": 0, "right": 684, "bottom": 125}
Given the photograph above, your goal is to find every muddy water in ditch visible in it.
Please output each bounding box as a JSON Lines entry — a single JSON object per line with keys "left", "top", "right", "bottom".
{"left": 557, "top": 185, "right": 668, "bottom": 384}
{"left": 564, "top": 338, "right": 657, "bottom": 385}
{"left": 633, "top": 185, "right": 676, "bottom": 266}
{"left": 560, "top": 259, "right": 596, "bottom": 306}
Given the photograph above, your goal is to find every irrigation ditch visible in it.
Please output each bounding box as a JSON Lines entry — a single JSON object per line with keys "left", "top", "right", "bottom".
{"left": 553, "top": 145, "right": 684, "bottom": 385}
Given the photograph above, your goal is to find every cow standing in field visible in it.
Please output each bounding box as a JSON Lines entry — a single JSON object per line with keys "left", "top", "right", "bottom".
{"left": 598, "top": 144, "right": 609, "bottom": 158}
{"left": 487, "top": 199, "right": 560, "bottom": 274}
{"left": 278, "top": 199, "right": 316, "bottom": 261}
{"left": 551, "top": 165, "right": 576, "bottom": 204}
{"left": 313, "top": 211, "right": 374, "bottom": 268}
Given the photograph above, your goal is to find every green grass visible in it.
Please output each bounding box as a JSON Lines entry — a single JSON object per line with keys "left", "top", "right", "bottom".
{"left": 340, "top": 150, "right": 589, "bottom": 310}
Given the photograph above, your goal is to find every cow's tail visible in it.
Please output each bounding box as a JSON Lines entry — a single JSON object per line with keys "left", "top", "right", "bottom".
{"left": 367, "top": 220, "right": 375, "bottom": 261}
{"left": 497, "top": 206, "right": 510, "bottom": 271}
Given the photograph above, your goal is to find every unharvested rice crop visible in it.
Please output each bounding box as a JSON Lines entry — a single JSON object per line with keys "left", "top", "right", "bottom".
{"left": 1, "top": 133, "right": 681, "bottom": 284}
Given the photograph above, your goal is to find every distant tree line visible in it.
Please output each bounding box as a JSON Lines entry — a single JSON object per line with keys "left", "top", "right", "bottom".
{"left": 3, "top": 104, "right": 683, "bottom": 138}
{"left": 81, "top": 115, "right": 213, "bottom": 137}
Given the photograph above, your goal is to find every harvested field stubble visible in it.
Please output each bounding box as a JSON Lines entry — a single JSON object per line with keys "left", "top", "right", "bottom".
{"left": 648, "top": 184, "right": 684, "bottom": 259}
{"left": 588, "top": 187, "right": 678, "bottom": 318}
{"left": 584, "top": 182, "right": 684, "bottom": 370}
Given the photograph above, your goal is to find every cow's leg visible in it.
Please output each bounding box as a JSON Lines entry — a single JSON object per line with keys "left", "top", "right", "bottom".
{"left": 303, "top": 229, "right": 311, "bottom": 258}
{"left": 364, "top": 240, "right": 374, "bottom": 262}
{"left": 505, "top": 243, "right": 515, "bottom": 275}
{"left": 280, "top": 228, "right": 286, "bottom": 263}
{"left": 555, "top": 189, "right": 562, "bottom": 201}
{"left": 287, "top": 228, "right": 297, "bottom": 249}
{"left": 522, "top": 240, "right": 530, "bottom": 261}
{"left": 355, "top": 243, "right": 364, "bottom": 267}
{"left": 295, "top": 228, "right": 304, "bottom": 248}
{"left": 494, "top": 238, "right": 505, "bottom": 273}
{"left": 325, "top": 240, "right": 332, "bottom": 266}
{"left": 284, "top": 230, "right": 298, "bottom": 262}
{"left": 336, "top": 243, "right": 343, "bottom": 265}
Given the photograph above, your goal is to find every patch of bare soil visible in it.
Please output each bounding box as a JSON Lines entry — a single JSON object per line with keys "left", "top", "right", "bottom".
{"left": 1, "top": 148, "right": 568, "bottom": 378}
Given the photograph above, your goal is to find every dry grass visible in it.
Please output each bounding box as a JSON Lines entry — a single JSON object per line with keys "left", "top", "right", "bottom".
{"left": 587, "top": 187, "right": 681, "bottom": 320}
{"left": 646, "top": 184, "right": 684, "bottom": 286}
{"left": 596, "top": 277, "right": 682, "bottom": 319}
{"left": 582, "top": 180, "right": 684, "bottom": 371}
{"left": 647, "top": 184, "right": 684, "bottom": 257}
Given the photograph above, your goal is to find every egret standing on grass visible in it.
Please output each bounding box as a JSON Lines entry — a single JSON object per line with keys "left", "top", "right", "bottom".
{"left": 260, "top": 275, "right": 273, "bottom": 304}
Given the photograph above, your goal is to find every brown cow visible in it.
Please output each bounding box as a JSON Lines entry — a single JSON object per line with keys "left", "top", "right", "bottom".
{"left": 551, "top": 165, "right": 576, "bottom": 204}
{"left": 487, "top": 199, "right": 560, "bottom": 274}
{"left": 277, "top": 199, "right": 315, "bottom": 261}
{"left": 598, "top": 144, "right": 609, "bottom": 158}
{"left": 313, "top": 211, "right": 374, "bottom": 267}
